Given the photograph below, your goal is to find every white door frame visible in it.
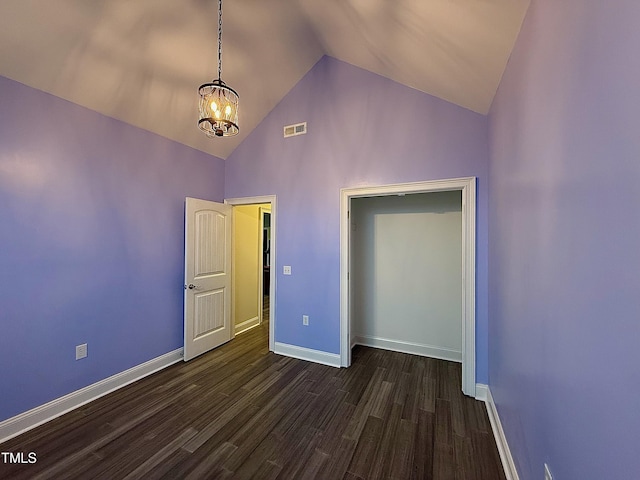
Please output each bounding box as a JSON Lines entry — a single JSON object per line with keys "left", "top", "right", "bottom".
{"left": 225, "top": 195, "right": 276, "bottom": 352}
{"left": 340, "top": 177, "right": 477, "bottom": 396}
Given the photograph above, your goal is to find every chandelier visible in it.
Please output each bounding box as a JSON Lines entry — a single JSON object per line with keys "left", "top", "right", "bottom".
{"left": 198, "top": 0, "right": 239, "bottom": 137}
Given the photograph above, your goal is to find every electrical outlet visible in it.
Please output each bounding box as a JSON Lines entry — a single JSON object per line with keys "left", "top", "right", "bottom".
{"left": 302, "top": 315, "right": 309, "bottom": 326}
{"left": 76, "top": 343, "right": 87, "bottom": 360}
{"left": 283, "top": 265, "right": 291, "bottom": 275}
{"left": 544, "top": 463, "right": 553, "bottom": 480}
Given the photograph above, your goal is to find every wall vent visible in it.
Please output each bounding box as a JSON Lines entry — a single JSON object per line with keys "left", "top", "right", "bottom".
{"left": 284, "top": 122, "right": 307, "bottom": 138}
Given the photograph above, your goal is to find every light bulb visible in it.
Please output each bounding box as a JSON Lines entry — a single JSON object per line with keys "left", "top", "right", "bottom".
{"left": 225, "top": 105, "right": 232, "bottom": 115}
{"left": 215, "top": 110, "right": 221, "bottom": 119}
{"left": 210, "top": 101, "right": 218, "bottom": 112}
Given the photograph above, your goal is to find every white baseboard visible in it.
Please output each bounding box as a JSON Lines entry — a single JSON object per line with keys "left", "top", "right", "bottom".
{"left": 484, "top": 385, "right": 519, "bottom": 480}
{"left": 235, "top": 316, "right": 260, "bottom": 335}
{"left": 0, "top": 348, "right": 183, "bottom": 444}
{"left": 352, "top": 335, "right": 462, "bottom": 363}
{"left": 475, "top": 383, "right": 488, "bottom": 402}
{"left": 273, "top": 342, "right": 341, "bottom": 368}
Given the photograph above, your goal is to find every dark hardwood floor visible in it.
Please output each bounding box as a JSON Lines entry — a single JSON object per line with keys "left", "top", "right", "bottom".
{"left": 1, "top": 297, "right": 505, "bottom": 479}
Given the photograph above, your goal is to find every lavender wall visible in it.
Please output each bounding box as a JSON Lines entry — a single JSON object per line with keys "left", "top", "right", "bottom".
{"left": 226, "top": 57, "right": 490, "bottom": 381}
{"left": 488, "top": 0, "right": 640, "bottom": 478}
{"left": 0, "top": 76, "right": 224, "bottom": 422}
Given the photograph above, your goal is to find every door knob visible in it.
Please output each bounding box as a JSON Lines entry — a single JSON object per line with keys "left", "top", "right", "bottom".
{"left": 187, "top": 284, "right": 199, "bottom": 290}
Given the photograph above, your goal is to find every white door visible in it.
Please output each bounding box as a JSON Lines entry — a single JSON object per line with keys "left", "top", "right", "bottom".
{"left": 184, "top": 197, "right": 232, "bottom": 361}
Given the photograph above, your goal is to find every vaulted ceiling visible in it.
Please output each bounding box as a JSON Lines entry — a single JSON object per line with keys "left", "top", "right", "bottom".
{"left": 0, "top": 0, "right": 529, "bottom": 159}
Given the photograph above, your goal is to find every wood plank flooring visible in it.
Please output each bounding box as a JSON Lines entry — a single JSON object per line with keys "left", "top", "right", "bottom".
{"left": 1, "top": 298, "right": 505, "bottom": 479}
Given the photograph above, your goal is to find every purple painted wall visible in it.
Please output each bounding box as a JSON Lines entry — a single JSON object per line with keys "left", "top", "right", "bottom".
{"left": 0, "top": 76, "right": 224, "bottom": 421}
{"left": 226, "top": 57, "right": 490, "bottom": 382}
{"left": 488, "top": 0, "right": 640, "bottom": 478}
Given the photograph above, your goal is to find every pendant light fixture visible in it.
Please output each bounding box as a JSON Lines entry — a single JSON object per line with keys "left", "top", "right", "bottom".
{"left": 198, "top": 0, "right": 239, "bottom": 137}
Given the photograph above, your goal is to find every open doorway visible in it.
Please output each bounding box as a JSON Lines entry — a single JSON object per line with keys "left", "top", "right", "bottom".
{"left": 226, "top": 196, "right": 276, "bottom": 352}
{"left": 350, "top": 191, "right": 463, "bottom": 361}
{"left": 340, "top": 178, "right": 476, "bottom": 396}
{"left": 262, "top": 209, "right": 271, "bottom": 329}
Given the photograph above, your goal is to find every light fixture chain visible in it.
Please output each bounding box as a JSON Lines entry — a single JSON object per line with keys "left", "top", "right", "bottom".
{"left": 218, "top": 0, "right": 223, "bottom": 80}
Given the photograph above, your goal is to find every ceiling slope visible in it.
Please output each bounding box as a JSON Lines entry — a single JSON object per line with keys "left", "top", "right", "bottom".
{"left": 0, "top": 0, "right": 529, "bottom": 159}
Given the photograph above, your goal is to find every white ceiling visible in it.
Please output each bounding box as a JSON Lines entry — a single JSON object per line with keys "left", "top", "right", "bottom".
{"left": 0, "top": 0, "right": 529, "bottom": 160}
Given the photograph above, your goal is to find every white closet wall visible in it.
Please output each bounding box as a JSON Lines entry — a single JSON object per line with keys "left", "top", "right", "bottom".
{"left": 351, "top": 191, "right": 463, "bottom": 361}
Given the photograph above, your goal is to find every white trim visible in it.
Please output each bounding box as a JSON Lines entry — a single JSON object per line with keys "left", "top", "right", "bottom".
{"left": 225, "top": 195, "right": 276, "bottom": 353}
{"left": 235, "top": 316, "right": 260, "bottom": 335}
{"left": 353, "top": 335, "right": 462, "bottom": 363}
{"left": 475, "top": 383, "right": 488, "bottom": 402}
{"left": 0, "top": 348, "right": 183, "bottom": 444}
{"left": 273, "top": 342, "right": 341, "bottom": 368}
{"left": 340, "top": 189, "right": 350, "bottom": 367}
{"left": 484, "top": 386, "right": 520, "bottom": 480}
{"left": 340, "top": 177, "right": 476, "bottom": 396}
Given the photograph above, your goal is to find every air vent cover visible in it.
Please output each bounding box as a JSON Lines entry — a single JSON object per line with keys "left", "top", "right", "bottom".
{"left": 284, "top": 122, "right": 307, "bottom": 138}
